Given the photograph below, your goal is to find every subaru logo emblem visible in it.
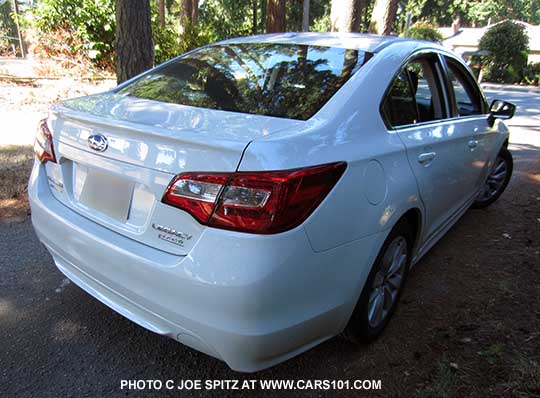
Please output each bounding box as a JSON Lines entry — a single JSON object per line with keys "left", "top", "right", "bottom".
{"left": 87, "top": 134, "right": 108, "bottom": 152}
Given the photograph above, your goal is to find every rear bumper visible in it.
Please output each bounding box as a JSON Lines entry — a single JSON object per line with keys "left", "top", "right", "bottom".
{"left": 29, "top": 161, "right": 383, "bottom": 372}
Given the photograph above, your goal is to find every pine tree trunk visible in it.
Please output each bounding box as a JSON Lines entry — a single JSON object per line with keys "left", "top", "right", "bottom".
{"left": 179, "top": 0, "right": 192, "bottom": 33}
{"left": 158, "top": 0, "right": 165, "bottom": 28}
{"left": 330, "top": 0, "right": 361, "bottom": 32}
{"left": 369, "top": 0, "right": 399, "bottom": 35}
{"left": 337, "top": 49, "right": 359, "bottom": 85}
{"left": 115, "top": 0, "right": 154, "bottom": 84}
{"left": 179, "top": 0, "right": 198, "bottom": 33}
{"left": 191, "top": 0, "right": 199, "bottom": 25}
{"left": 252, "top": 0, "right": 258, "bottom": 34}
{"left": 302, "top": 0, "right": 310, "bottom": 31}
{"left": 266, "top": 0, "right": 286, "bottom": 33}
{"left": 260, "top": 0, "right": 267, "bottom": 33}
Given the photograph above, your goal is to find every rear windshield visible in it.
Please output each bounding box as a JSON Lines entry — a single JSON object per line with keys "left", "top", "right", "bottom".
{"left": 117, "top": 43, "right": 372, "bottom": 120}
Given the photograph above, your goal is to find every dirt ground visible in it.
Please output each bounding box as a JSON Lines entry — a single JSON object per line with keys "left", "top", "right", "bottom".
{"left": 0, "top": 145, "right": 32, "bottom": 222}
{"left": 363, "top": 141, "right": 540, "bottom": 397}
{"left": 0, "top": 74, "right": 539, "bottom": 396}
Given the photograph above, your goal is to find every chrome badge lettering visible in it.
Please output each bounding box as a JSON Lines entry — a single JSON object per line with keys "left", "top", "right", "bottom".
{"left": 157, "top": 234, "right": 186, "bottom": 247}
{"left": 152, "top": 223, "right": 192, "bottom": 246}
{"left": 47, "top": 176, "right": 64, "bottom": 193}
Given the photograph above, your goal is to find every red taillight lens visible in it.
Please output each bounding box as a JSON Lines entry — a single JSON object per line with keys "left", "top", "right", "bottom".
{"left": 162, "top": 162, "right": 347, "bottom": 234}
{"left": 162, "top": 173, "right": 230, "bottom": 224}
{"left": 34, "top": 119, "right": 56, "bottom": 163}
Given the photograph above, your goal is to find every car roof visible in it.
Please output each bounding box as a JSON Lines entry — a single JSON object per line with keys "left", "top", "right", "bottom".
{"left": 218, "top": 32, "right": 430, "bottom": 53}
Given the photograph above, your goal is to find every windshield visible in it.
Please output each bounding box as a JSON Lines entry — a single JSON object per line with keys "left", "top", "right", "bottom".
{"left": 117, "top": 43, "right": 372, "bottom": 120}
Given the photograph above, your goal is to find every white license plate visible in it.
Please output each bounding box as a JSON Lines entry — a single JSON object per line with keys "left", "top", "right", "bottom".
{"left": 79, "top": 170, "right": 134, "bottom": 221}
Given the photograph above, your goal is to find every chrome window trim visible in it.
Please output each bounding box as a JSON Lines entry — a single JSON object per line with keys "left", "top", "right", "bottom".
{"left": 390, "top": 114, "right": 489, "bottom": 132}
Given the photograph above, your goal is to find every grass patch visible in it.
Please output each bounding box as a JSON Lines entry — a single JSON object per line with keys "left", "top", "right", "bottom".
{"left": 0, "top": 145, "right": 34, "bottom": 199}
{"left": 417, "top": 358, "right": 458, "bottom": 398}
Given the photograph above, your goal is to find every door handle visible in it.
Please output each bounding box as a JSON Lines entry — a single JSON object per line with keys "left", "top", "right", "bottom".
{"left": 468, "top": 139, "right": 479, "bottom": 149}
{"left": 418, "top": 152, "right": 436, "bottom": 165}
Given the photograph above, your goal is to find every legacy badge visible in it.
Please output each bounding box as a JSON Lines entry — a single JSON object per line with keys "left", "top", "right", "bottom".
{"left": 152, "top": 223, "right": 192, "bottom": 247}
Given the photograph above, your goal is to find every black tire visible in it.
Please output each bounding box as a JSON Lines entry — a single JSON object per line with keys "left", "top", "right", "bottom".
{"left": 342, "top": 220, "right": 413, "bottom": 343}
{"left": 472, "top": 148, "right": 513, "bottom": 209}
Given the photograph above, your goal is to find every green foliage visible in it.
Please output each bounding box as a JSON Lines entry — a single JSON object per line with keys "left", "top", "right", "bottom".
{"left": 28, "top": 0, "right": 116, "bottom": 67}
{"left": 404, "top": 0, "right": 540, "bottom": 26}
{"left": 469, "top": 0, "right": 540, "bottom": 25}
{"left": 287, "top": 0, "right": 330, "bottom": 32}
{"left": 479, "top": 21, "right": 530, "bottom": 84}
{"left": 406, "top": 21, "right": 443, "bottom": 42}
{"left": 199, "top": 0, "right": 254, "bottom": 39}
{"left": 311, "top": 14, "right": 330, "bottom": 32}
{"left": 0, "top": 1, "right": 21, "bottom": 55}
{"left": 522, "top": 62, "right": 540, "bottom": 86}
{"left": 152, "top": 13, "right": 215, "bottom": 65}
{"left": 0, "top": 24, "right": 11, "bottom": 54}
{"left": 152, "top": 16, "right": 179, "bottom": 65}
{"left": 19, "top": 0, "right": 540, "bottom": 76}
{"left": 404, "top": 0, "right": 472, "bottom": 27}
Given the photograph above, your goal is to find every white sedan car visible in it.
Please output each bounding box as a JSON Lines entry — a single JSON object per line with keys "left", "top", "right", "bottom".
{"left": 29, "top": 33, "right": 515, "bottom": 372}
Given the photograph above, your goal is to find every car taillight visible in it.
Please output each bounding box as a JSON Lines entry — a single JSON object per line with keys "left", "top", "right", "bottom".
{"left": 34, "top": 119, "right": 56, "bottom": 163}
{"left": 162, "top": 162, "right": 347, "bottom": 234}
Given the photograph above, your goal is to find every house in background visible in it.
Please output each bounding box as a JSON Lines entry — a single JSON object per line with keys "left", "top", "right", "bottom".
{"left": 438, "top": 20, "right": 540, "bottom": 64}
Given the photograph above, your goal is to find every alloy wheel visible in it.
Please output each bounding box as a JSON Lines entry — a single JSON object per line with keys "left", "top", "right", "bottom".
{"left": 367, "top": 236, "right": 408, "bottom": 328}
{"left": 478, "top": 156, "right": 508, "bottom": 202}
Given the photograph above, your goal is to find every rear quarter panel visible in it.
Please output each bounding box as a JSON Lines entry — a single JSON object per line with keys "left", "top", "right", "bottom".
{"left": 238, "top": 42, "right": 425, "bottom": 252}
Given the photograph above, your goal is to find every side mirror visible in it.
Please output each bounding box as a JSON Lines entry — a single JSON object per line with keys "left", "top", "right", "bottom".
{"left": 488, "top": 99, "right": 516, "bottom": 127}
{"left": 489, "top": 99, "right": 516, "bottom": 120}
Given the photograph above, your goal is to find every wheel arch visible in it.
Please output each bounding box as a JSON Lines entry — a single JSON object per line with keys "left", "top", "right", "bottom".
{"left": 397, "top": 207, "right": 423, "bottom": 256}
{"left": 340, "top": 206, "right": 423, "bottom": 342}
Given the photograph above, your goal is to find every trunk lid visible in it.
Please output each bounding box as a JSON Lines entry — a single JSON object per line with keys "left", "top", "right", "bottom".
{"left": 44, "top": 93, "right": 302, "bottom": 255}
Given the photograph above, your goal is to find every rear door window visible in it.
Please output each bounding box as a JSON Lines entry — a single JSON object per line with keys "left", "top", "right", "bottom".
{"left": 381, "top": 71, "right": 417, "bottom": 127}
{"left": 444, "top": 57, "right": 484, "bottom": 116}
{"left": 382, "top": 55, "right": 446, "bottom": 128}
{"left": 117, "top": 43, "right": 373, "bottom": 120}
{"left": 404, "top": 58, "right": 445, "bottom": 123}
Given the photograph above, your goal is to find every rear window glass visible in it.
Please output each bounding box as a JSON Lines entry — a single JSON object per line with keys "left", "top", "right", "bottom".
{"left": 117, "top": 43, "right": 372, "bottom": 120}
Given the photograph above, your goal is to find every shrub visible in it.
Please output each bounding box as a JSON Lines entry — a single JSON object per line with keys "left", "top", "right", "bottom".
{"left": 479, "top": 20, "right": 530, "bottom": 84}
{"left": 26, "top": 0, "right": 216, "bottom": 69}
{"left": 25, "top": 0, "right": 116, "bottom": 69}
{"left": 522, "top": 62, "right": 540, "bottom": 86}
{"left": 0, "top": 23, "right": 13, "bottom": 55}
{"left": 0, "top": 1, "right": 21, "bottom": 56}
{"left": 407, "top": 21, "right": 443, "bottom": 43}
{"left": 312, "top": 14, "right": 331, "bottom": 32}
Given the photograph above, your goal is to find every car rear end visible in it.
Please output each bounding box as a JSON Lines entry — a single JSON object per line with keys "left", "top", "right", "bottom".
{"left": 28, "top": 39, "right": 378, "bottom": 371}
